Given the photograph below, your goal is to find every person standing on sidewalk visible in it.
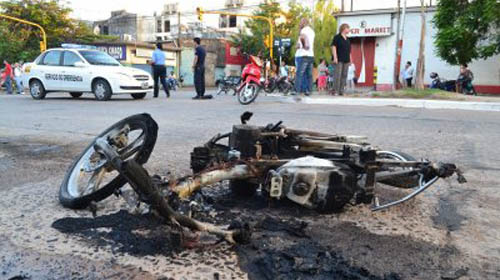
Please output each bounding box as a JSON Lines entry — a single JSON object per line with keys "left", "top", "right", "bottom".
{"left": 13, "top": 63, "right": 24, "bottom": 94}
{"left": 2, "top": 60, "right": 14, "bottom": 95}
{"left": 151, "top": 43, "right": 170, "bottom": 98}
{"left": 317, "top": 59, "right": 328, "bottom": 92}
{"left": 295, "top": 18, "right": 315, "bottom": 96}
{"left": 331, "top": 24, "right": 353, "bottom": 96}
{"left": 402, "top": 61, "right": 414, "bottom": 88}
{"left": 192, "top": 37, "right": 206, "bottom": 100}
{"left": 347, "top": 63, "right": 356, "bottom": 91}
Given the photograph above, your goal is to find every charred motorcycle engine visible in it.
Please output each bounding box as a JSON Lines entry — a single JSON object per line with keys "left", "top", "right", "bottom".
{"left": 265, "top": 156, "right": 357, "bottom": 213}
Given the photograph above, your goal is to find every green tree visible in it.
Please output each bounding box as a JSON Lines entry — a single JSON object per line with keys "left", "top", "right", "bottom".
{"left": 311, "top": 0, "right": 337, "bottom": 65}
{"left": 230, "top": 1, "right": 284, "bottom": 60}
{"left": 231, "top": 0, "right": 337, "bottom": 66}
{"left": 434, "top": 0, "right": 500, "bottom": 65}
{"left": 0, "top": 0, "right": 115, "bottom": 63}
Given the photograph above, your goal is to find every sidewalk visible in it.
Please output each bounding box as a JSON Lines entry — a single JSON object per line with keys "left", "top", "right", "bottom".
{"left": 271, "top": 91, "right": 500, "bottom": 112}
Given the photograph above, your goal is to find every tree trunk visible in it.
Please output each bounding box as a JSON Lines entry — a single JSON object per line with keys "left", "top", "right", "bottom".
{"left": 415, "top": 1, "right": 426, "bottom": 90}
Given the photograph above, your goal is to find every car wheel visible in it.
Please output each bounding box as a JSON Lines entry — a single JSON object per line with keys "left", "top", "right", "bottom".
{"left": 70, "top": 92, "right": 83, "bottom": 98}
{"left": 92, "top": 79, "right": 112, "bottom": 101}
{"left": 29, "top": 79, "right": 46, "bottom": 100}
{"left": 131, "top": 92, "right": 147, "bottom": 99}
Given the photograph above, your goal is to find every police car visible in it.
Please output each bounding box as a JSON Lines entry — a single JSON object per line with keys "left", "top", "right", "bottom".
{"left": 25, "top": 46, "right": 153, "bottom": 101}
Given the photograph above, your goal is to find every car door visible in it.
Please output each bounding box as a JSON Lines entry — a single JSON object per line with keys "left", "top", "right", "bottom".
{"left": 61, "top": 51, "right": 90, "bottom": 92}
{"left": 37, "top": 50, "right": 63, "bottom": 91}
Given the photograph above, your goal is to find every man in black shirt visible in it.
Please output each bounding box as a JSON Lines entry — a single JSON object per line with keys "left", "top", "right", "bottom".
{"left": 192, "top": 37, "right": 206, "bottom": 99}
{"left": 331, "top": 24, "right": 353, "bottom": 95}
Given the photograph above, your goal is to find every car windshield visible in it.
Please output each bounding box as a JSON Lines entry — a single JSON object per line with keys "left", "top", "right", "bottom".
{"left": 78, "top": 50, "right": 121, "bottom": 66}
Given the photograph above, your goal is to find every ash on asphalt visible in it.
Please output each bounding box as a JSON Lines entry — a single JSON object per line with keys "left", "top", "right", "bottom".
{"left": 431, "top": 190, "right": 469, "bottom": 232}
{"left": 52, "top": 210, "right": 179, "bottom": 257}
{"left": 51, "top": 183, "right": 461, "bottom": 279}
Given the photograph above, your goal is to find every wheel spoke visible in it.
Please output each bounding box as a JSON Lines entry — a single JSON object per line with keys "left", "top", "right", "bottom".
{"left": 82, "top": 168, "right": 106, "bottom": 196}
{"left": 119, "top": 132, "right": 145, "bottom": 159}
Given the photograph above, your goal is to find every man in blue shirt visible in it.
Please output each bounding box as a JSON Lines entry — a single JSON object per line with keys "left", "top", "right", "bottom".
{"left": 151, "top": 43, "right": 170, "bottom": 98}
{"left": 192, "top": 37, "right": 206, "bottom": 99}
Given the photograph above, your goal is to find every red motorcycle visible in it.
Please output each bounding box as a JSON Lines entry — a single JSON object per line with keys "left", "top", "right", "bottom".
{"left": 236, "top": 55, "right": 264, "bottom": 105}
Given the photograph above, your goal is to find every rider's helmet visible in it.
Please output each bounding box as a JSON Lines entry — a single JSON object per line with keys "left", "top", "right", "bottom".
{"left": 429, "top": 72, "right": 438, "bottom": 79}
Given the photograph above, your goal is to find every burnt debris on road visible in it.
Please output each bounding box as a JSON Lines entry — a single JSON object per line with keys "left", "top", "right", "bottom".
{"left": 56, "top": 112, "right": 466, "bottom": 252}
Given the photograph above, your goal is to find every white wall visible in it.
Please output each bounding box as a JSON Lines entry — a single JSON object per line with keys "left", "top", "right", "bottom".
{"left": 400, "top": 10, "right": 500, "bottom": 86}
{"left": 374, "top": 34, "right": 397, "bottom": 85}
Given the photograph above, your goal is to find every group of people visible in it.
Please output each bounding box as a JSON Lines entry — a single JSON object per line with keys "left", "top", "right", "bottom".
{"left": 150, "top": 37, "right": 206, "bottom": 100}
{"left": 1, "top": 60, "right": 25, "bottom": 95}
{"left": 294, "top": 20, "right": 356, "bottom": 96}
{"left": 316, "top": 58, "right": 356, "bottom": 92}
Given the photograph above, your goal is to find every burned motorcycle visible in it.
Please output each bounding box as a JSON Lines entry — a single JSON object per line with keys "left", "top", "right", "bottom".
{"left": 59, "top": 113, "right": 465, "bottom": 243}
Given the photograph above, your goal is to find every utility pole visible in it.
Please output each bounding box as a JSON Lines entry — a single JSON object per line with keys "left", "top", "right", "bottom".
{"left": 415, "top": 0, "right": 427, "bottom": 90}
{"left": 394, "top": 0, "right": 407, "bottom": 90}
{"left": 350, "top": 0, "right": 353, "bottom": 11}
{"left": 341, "top": 0, "right": 344, "bottom": 12}
{"left": 177, "top": 11, "right": 181, "bottom": 78}
{"left": 393, "top": 0, "right": 401, "bottom": 90}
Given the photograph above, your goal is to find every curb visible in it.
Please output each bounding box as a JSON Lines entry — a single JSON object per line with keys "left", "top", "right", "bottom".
{"left": 274, "top": 96, "right": 500, "bottom": 112}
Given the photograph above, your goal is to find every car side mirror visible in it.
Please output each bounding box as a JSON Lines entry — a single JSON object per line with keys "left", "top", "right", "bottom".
{"left": 74, "top": 61, "right": 86, "bottom": 68}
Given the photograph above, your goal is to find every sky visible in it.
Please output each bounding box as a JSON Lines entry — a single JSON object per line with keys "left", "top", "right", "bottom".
{"left": 65, "top": 0, "right": 434, "bottom": 21}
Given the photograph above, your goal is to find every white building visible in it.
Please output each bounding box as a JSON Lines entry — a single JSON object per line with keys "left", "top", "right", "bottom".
{"left": 152, "top": 0, "right": 296, "bottom": 40}
{"left": 336, "top": 7, "right": 500, "bottom": 94}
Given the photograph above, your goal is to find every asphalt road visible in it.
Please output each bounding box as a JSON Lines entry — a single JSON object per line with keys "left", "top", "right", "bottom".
{"left": 0, "top": 89, "right": 499, "bottom": 279}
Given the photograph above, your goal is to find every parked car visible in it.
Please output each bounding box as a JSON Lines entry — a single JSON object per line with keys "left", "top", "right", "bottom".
{"left": 25, "top": 47, "right": 154, "bottom": 101}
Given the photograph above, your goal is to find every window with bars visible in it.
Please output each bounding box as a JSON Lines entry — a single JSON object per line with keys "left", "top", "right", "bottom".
{"left": 157, "top": 20, "right": 162, "bottom": 33}
{"left": 164, "top": 20, "right": 171, "bottom": 32}
{"left": 229, "top": 15, "right": 237, "bottom": 28}
{"left": 219, "top": 15, "right": 237, "bottom": 28}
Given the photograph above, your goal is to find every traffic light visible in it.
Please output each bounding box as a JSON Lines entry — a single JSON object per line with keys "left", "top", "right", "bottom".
{"left": 196, "top": 7, "right": 203, "bottom": 21}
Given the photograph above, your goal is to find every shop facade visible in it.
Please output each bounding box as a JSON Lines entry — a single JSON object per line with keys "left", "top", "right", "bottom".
{"left": 336, "top": 8, "right": 500, "bottom": 94}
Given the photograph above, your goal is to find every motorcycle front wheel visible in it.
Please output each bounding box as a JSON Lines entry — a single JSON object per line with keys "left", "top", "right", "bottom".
{"left": 238, "top": 83, "right": 260, "bottom": 105}
{"left": 59, "top": 114, "right": 158, "bottom": 209}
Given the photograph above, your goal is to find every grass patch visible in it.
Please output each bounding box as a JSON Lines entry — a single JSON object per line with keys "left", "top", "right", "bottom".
{"left": 372, "top": 88, "right": 466, "bottom": 100}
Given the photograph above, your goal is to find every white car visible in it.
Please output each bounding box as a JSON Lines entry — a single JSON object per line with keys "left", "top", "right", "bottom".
{"left": 25, "top": 48, "right": 154, "bottom": 101}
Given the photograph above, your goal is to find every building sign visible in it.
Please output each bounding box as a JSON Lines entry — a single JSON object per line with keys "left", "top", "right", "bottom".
{"left": 95, "top": 45, "right": 127, "bottom": 60}
{"left": 136, "top": 48, "right": 175, "bottom": 60}
{"left": 338, "top": 14, "right": 392, "bottom": 37}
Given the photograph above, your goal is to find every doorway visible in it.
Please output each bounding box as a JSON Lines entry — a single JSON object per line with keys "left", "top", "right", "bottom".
{"left": 350, "top": 37, "right": 375, "bottom": 87}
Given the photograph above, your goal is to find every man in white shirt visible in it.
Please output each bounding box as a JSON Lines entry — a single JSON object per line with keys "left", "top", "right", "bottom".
{"left": 295, "top": 18, "right": 315, "bottom": 95}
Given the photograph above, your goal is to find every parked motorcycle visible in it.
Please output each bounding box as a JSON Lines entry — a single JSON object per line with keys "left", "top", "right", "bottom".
{"left": 429, "top": 72, "right": 456, "bottom": 92}
{"left": 264, "top": 75, "right": 293, "bottom": 95}
{"left": 236, "top": 55, "right": 265, "bottom": 105}
{"left": 215, "top": 76, "right": 241, "bottom": 95}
